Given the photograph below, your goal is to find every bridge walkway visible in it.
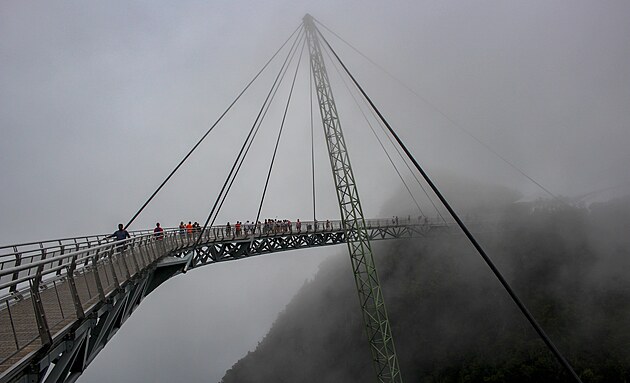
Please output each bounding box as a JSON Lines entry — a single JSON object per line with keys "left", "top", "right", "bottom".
{"left": 0, "top": 218, "right": 439, "bottom": 383}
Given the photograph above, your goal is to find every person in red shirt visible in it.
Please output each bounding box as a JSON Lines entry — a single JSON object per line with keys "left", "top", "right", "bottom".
{"left": 186, "top": 221, "right": 193, "bottom": 235}
{"left": 154, "top": 223, "right": 164, "bottom": 239}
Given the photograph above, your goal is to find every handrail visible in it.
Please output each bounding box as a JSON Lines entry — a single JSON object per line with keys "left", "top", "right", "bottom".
{"left": 0, "top": 217, "right": 432, "bottom": 250}
{"left": 0, "top": 217, "right": 444, "bottom": 304}
{"left": 0, "top": 218, "right": 433, "bottom": 280}
{"left": 0, "top": 227, "right": 177, "bottom": 251}
{"left": 0, "top": 216, "right": 446, "bottom": 379}
{"left": 0, "top": 231, "right": 169, "bottom": 281}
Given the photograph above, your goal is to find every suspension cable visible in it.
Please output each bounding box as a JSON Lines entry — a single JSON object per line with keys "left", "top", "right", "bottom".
{"left": 192, "top": 28, "right": 305, "bottom": 249}
{"left": 314, "top": 18, "right": 562, "bottom": 204}
{"left": 318, "top": 30, "right": 445, "bottom": 222}
{"left": 322, "top": 46, "right": 425, "bottom": 217}
{"left": 310, "top": 55, "right": 317, "bottom": 222}
{"left": 253, "top": 39, "right": 307, "bottom": 227}
{"left": 366, "top": 102, "right": 448, "bottom": 223}
{"left": 318, "top": 28, "right": 583, "bottom": 383}
{"left": 123, "top": 24, "right": 302, "bottom": 230}
{"left": 211, "top": 34, "right": 306, "bottom": 229}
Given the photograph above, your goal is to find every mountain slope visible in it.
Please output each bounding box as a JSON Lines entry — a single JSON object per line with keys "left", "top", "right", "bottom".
{"left": 221, "top": 199, "right": 630, "bottom": 383}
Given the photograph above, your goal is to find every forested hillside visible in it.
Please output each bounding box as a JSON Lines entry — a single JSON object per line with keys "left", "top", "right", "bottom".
{"left": 221, "top": 196, "right": 630, "bottom": 383}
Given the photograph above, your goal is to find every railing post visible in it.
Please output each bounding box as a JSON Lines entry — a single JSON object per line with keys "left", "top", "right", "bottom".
{"left": 167, "top": 232, "right": 174, "bottom": 252}
{"left": 91, "top": 249, "right": 106, "bottom": 301}
{"left": 106, "top": 248, "right": 120, "bottom": 290}
{"left": 39, "top": 243, "right": 47, "bottom": 262}
{"left": 147, "top": 237, "right": 156, "bottom": 262}
{"left": 149, "top": 237, "right": 158, "bottom": 261}
{"left": 118, "top": 245, "right": 132, "bottom": 280}
{"left": 83, "top": 238, "right": 91, "bottom": 267}
{"left": 9, "top": 246, "right": 21, "bottom": 293}
{"left": 66, "top": 256, "right": 85, "bottom": 319}
{"left": 134, "top": 239, "right": 146, "bottom": 268}
{"left": 142, "top": 238, "right": 151, "bottom": 264}
{"left": 56, "top": 241, "right": 65, "bottom": 276}
{"left": 158, "top": 235, "right": 166, "bottom": 257}
{"left": 5, "top": 300, "right": 20, "bottom": 350}
{"left": 30, "top": 267, "right": 52, "bottom": 346}
{"left": 145, "top": 238, "right": 154, "bottom": 262}
{"left": 52, "top": 279, "right": 65, "bottom": 319}
{"left": 128, "top": 241, "right": 141, "bottom": 274}
{"left": 158, "top": 235, "right": 167, "bottom": 258}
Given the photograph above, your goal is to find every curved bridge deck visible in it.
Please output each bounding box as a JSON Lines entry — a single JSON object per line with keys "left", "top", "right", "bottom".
{"left": 0, "top": 218, "right": 449, "bottom": 383}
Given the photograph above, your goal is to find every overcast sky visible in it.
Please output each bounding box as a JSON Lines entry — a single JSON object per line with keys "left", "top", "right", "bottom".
{"left": 1, "top": 1, "right": 629, "bottom": 382}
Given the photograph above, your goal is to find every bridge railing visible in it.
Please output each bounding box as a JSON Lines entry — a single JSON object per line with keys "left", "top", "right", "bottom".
{"left": 0, "top": 217, "right": 435, "bottom": 301}
{"left": 192, "top": 216, "right": 435, "bottom": 239}
{"left": 0, "top": 217, "right": 438, "bottom": 372}
{"left": 0, "top": 230, "right": 191, "bottom": 369}
{"left": 0, "top": 217, "right": 435, "bottom": 287}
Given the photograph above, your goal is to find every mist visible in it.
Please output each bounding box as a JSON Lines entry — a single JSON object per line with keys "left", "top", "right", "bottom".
{"left": 221, "top": 179, "right": 630, "bottom": 382}
{"left": 1, "top": 1, "right": 629, "bottom": 382}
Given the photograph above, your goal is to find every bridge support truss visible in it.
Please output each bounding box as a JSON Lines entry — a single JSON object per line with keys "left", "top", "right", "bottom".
{"left": 303, "top": 14, "right": 403, "bottom": 383}
{"left": 1, "top": 220, "right": 443, "bottom": 383}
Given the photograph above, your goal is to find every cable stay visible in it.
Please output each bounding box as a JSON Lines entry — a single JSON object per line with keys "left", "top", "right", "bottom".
{"left": 316, "top": 24, "right": 583, "bottom": 383}
{"left": 362, "top": 94, "right": 449, "bottom": 223}
{"left": 322, "top": 47, "right": 425, "bottom": 217}
{"left": 191, "top": 28, "right": 306, "bottom": 253}
{"left": 207, "top": 33, "right": 306, "bottom": 233}
{"left": 369, "top": 108, "right": 448, "bottom": 223}
{"left": 322, "top": 43, "right": 447, "bottom": 223}
{"left": 309, "top": 59, "right": 317, "bottom": 222}
{"left": 123, "top": 24, "right": 303, "bottom": 230}
{"left": 253, "top": 38, "right": 307, "bottom": 227}
{"left": 314, "top": 18, "right": 564, "bottom": 205}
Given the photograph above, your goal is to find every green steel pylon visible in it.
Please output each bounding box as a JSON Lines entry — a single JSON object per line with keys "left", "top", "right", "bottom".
{"left": 303, "top": 14, "right": 403, "bottom": 383}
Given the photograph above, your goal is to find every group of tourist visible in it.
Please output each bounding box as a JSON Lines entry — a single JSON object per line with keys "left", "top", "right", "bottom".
{"left": 109, "top": 217, "right": 347, "bottom": 249}
{"left": 177, "top": 221, "right": 201, "bottom": 235}
{"left": 223, "top": 218, "right": 337, "bottom": 237}
{"left": 226, "top": 219, "right": 295, "bottom": 236}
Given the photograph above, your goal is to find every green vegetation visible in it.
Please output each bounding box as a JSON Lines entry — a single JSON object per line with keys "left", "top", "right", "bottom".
{"left": 222, "top": 196, "right": 630, "bottom": 383}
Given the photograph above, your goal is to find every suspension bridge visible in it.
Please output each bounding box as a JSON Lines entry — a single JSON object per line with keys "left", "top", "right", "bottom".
{"left": 0, "top": 218, "right": 451, "bottom": 383}
{"left": 0, "top": 15, "right": 582, "bottom": 383}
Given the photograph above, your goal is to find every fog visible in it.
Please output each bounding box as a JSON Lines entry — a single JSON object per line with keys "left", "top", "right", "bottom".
{"left": 221, "top": 182, "right": 630, "bottom": 382}
{"left": 1, "top": 1, "right": 629, "bottom": 382}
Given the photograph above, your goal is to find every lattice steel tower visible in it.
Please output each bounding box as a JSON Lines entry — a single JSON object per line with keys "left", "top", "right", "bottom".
{"left": 303, "top": 14, "right": 403, "bottom": 383}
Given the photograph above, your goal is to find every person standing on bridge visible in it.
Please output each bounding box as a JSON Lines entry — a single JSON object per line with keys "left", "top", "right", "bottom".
{"left": 109, "top": 224, "right": 130, "bottom": 252}
{"left": 154, "top": 223, "right": 164, "bottom": 239}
